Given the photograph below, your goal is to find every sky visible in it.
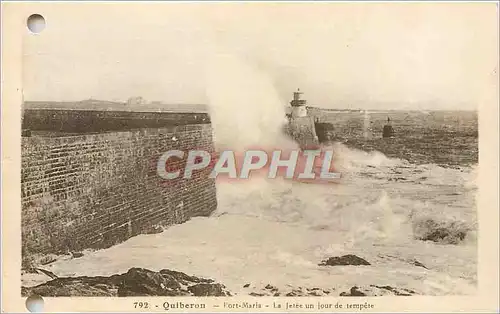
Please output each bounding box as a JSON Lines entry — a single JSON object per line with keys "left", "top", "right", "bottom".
{"left": 22, "top": 2, "right": 498, "bottom": 110}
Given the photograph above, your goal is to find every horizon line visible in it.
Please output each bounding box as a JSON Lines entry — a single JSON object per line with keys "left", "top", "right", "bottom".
{"left": 22, "top": 100, "right": 478, "bottom": 112}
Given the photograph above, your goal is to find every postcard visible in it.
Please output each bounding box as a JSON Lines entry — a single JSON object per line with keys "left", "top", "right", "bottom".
{"left": 1, "top": 2, "right": 498, "bottom": 312}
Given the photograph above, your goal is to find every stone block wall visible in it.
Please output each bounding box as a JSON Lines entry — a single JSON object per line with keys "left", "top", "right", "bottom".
{"left": 284, "top": 116, "right": 319, "bottom": 148}
{"left": 21, "top": 124, "right": 216, "bottom": 264}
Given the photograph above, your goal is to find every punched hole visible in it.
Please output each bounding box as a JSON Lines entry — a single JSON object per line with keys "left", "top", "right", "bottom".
{"left": 27, "top": 14, "right": 46, "bottom": 34}
{"left": 25, "top": 294, "right": 44, "bottom": 313}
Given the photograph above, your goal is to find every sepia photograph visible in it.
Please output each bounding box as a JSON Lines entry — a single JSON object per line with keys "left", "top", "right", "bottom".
{"left": 1, "top": 1, "right": 499, "bottom": 312}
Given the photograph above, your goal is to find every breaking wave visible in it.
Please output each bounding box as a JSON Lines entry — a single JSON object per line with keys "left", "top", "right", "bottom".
{"left": 202, "top": 52, "right": 477, "bottom": 249}
{"left": 214, "top": 142, "right": 477, "bottom": 248}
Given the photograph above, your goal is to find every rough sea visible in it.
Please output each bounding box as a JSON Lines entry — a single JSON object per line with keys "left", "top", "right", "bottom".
{"left": 26, "top": 109, "right": 478, "bottom": 296}
{"left": 22, "top": 57, "right": 479, "bottom": 296}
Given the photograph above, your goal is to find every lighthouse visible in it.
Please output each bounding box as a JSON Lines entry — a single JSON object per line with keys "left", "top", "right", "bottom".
{"left": 290, "top": 88, "right": 308, "bottom": 118}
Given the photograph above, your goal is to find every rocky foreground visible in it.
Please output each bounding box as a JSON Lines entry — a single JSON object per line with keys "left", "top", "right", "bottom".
{"left": 22, "top": 267, "right": 232, "bottom": 297}
{"left": 22, "top": 254, "right": 424, "bottom": 297}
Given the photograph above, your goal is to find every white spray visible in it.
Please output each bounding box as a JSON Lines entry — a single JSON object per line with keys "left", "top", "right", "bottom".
{"left": 363, "top": 110, "right": 371, "bottom": 139}
{"left": 204, "top": 52, "right": 298, "bottom": 152}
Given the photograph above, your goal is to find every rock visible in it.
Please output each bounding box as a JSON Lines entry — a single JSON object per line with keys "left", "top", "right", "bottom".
{"left": 243, "top": 283, "right": 250, "bottom": 288}
{"left": 21, "top": 286, "right": 31, "bottom": 296}
{"left": 339, "top": 285, "right": 416, "bottom": 296}
{"left": 319, "top": 254, "right": 371, "bottom": 266}
{"left": 39, "top": 254, "right": 57, "bottom": 265}
{"left": 340, "top": 286, "right": 366, "bottom": 296}
{"left": 22, "top": 267, "right": 39, "bottom": 274}
{"left": 411, "top": 259, "right": 428, "bottom": 269}
{"left": 263, "top": 284, "right": 278, "bottom": 292}
{"left": 244, "top": 284, "right": 336, "bottom": 297}
{"left": 413, "top": 218, "right": 470, "bottom": 245}
{"left": 370, "top": 285, "right": 415, "bottom": 296}
{"left": 188, "top": 283, "right": 230, "bottom": 296}
{"left": 144, "top": 225, "right": 164, "bottom": 235}
{"left": 22, "top": 267, "right": 231, "bottom": 297}
{"left": 94, "top": 283, "right": 111, "bottom": 291}
{"left": 159, "top": 269, "right": 212, "bottom": 285}
{"left": 420, "top": 227, "right": 467, "bottom": 244}
{"left": 118, "top": 268, "right": 183, "bottom": 296}
{"left": 249, "top": 292, "right": 266, "bottom": 296}
{"left": 71, "top": 252, "right": 84, "bottom": 258}
{"left": 309, "top": 290, "right": 324, "bottom": 296}
{"left": 22, "top": 276, "right": 121, "bottom": 297}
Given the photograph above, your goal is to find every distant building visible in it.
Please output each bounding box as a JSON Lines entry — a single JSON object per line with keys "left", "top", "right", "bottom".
{"left": 127, "top": 96, "right": 146, "bottom": 106}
